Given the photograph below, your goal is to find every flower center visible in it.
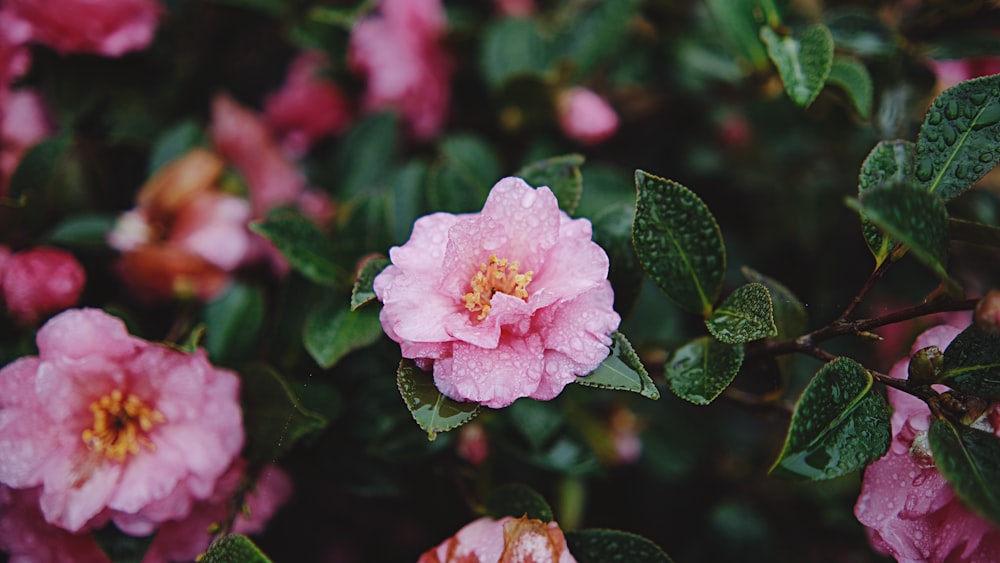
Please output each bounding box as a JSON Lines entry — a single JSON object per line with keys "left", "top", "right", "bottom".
{"left": 463, "top": 255, "right": 533, "bottom": 320}
{"left": 81, "top": 389, "right": 165, "bottom": 463}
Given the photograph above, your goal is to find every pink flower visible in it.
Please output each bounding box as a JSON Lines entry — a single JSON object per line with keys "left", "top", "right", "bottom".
{"left": 0, "top": 308, "right": 244, "bottom": 534}
{"left": 348, "top": 0, "right": 453, "bottom": 140}
{"left": 929, "top": 57, "right": 1000, "bottom": 93}
{"left": 1, "top": 246, "right": 85, "bottom": 324}
{"left": 0, "top": 486, "right": 109, "bottom": 563}
{"left": 3, "top": 0, "right": 161, "bottom": 57}
{"left": 1, "top": 89, "right": 53, "bottom": 197}
{"left": 265, "top": 50, "right": 352, "bottom": 157}
{"left": 374, "top": 177, "right": 620, "bottom": 408}
{"left": 556, "top": 87, "right": 619, "bottom": 145}
{"left": 418, "top": 515, "right": 577, "bottom": 563}
{"left": 108, "top": 149, "right": 253, "bottom": 302}
{"left": 457, "top": 423, "right": 489, "bottom": 465}
{"left": 855, "top": 325, "right": 1000, "bottom": 562}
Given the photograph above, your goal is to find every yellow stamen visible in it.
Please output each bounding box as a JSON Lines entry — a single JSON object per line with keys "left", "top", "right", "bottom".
{"left": 463, "top": 255, "right": 533, "bottom": 320}
{"left": 81, "top": 390, "right": 165, "bottom": 463}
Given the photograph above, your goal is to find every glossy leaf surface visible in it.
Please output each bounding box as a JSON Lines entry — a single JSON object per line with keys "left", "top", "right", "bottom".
{"left": 485, "top": 483, "right": 554, "bottom": 522}
{"left": 760, "top": 24, "right": 834, "bottom": 108}
{"left": 304, "top": 300, "right": 383, "bottom": 369}
{"left": 250, "top": 209, "right": 342, "bottom": 286}
{"left": 942, "top": 324, "right": 1000, "bottom": 400}
{"left": 202, "top": 534, "right": 273, "bottom": 563}
{"left": 350, "top": 256, "right": 390, "bottom": 311}
{"left": 565, "top": 529, "right": 674, "bottom": 563}
{"left": 397, "top": 359, "right": 480, "bottom": 440}
{"left": 576, "top": 332, "right": 659, "bottom": 399}
{"left": 665, "top": 337, "right": 743, "bottom": 405}
{"left": 827, "top": 57, "right": 873, "bottom": 119}
{"left": 856, "top": 140, "right": 915, "bottom": 264}
{"left": 741, "top": 267, "right": 807, "bottom": 339}
{"left": 704, "top": 282, "right": 778, "bottom": 344}
{"left": 929, "top": 417, "right": 1000, "bottom": 528}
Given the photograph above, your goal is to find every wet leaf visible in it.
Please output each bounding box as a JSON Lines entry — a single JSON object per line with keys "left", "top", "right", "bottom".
{"left": 915, "top": 73, "right": 1000, "bottom": 202}
{"left": 485, "top": 483, "right": 554, "bottom": 522}
{"left": 428, "top": 134, "right": 501, "bottom": 213}
{"left": 704, "top": 283, "right": 778, "bottom": 344}
{"left": 565, "top": 529, "right": 674, "bottom": 563}
{"left": 202, "top": 534, "right": 273, "bottom": 563}
{"left": 42, "top": 213, "right": 115, "bottom": 250}
{"left": 203, "top": 282, "right": 265, "bottom": 364}
{"left": 7, "top": 133, "right": 74, "bottom": 203}
{"left": 350, "top": 256, "right": 390, "bottom": 311}
{"left": 397, "top": 359, "right": 480, "bottom": 440}
{"left": 633, "top": 170, "right": 725, "bottom": 317}
{"left": 760, "top": 24, "right": 834, "bottom": 108}
{"left": 304, "top": 300, "right": 383, "bottom": 369}
{"left": 92, "top": 523, "right": 153, "bottom": 563}
{"left": 480, "top": 18, "right": 550, "bottom": 88}
{"left": 576, "top": 332, "right": 658, "bottom": 399}
{"left": 827, "top": 57, "right": 873, "bottom": 119}
{"left": 741, "top": 267, "right": 807, "bottom": 339}
{"left": 942, "top": 324, "right": 1000, "bottom": 400}
{"left": 929, "top": 417, "right": 1000, "bottom": 528}
{"left": 856, "top": 140, "right": 916, "bottom": 265}
{"left": 665, "top": 337, "right": 743, "bottom": 405}
{"left": 250, "top": 209, "right": 343, "bottom": 286}
{"left": 770, "top": 357, "right": 891, "bottom": 480}
{"left": 517, "top": 154, "right": 585, "bottom": 215}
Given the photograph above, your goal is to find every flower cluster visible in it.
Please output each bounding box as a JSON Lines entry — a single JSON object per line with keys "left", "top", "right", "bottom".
{"left": 419, "top": 515, "right": 576, "bottom": 563}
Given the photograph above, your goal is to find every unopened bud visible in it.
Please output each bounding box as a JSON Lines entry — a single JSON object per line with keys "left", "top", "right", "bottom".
{"left": 908, "top": 346, "right": 944, "bottom": 384}
{"left": 975, "top": 290, "right": 1000, "bottom": 332}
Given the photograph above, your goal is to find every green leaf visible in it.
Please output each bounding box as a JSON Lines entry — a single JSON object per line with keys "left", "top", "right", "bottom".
{"left": 704, "top": 283, "right": 778, "bottom": 344}
{"left": 929, "top": 417, "right": 1000, "bottom": 528}
{"left": 6, "top": 133, "right": 73, "bottom": 202}
{"left": 565, "top": 529, "right": 674, "bottom": 563}
{"left": 249, "top": 209, "right": 343, "bottom": 286}
{"left": 914, "top": 73, "right": 1000, "bottom": 201}
{"left": 856, "top": 140, "right": 916, "bottom": 265}
{"left": 240, "top": 364, "right": 329, "bottom": 462}
{"left": 824, "top": 10, "right": 896, "bottom": 58}
{"left": 202, "top": 534, "right": 273, "bottom": 563}
{"left": 428, "top": 134, "right": 501, "bottom": 213}
{"left": 949, "top": 218, "right": 1000, "bottom": 249}
{"left": 336, "top": 112, "right": 398, "bottom": 199}
{"left": 827, "top": 57, "right": 873, "bottom": 119}
{"left": 148, "top": 120, "right": 204, "bottom": 175}
{"left": 202, "top": 282, "right": 265, "bottom": 364}
{"left": 665, "top": 337, "right": 743, "bottom": 405}
{"left": 942, "top": 324, "right": 1000, "bottom": 400}
{"left": 760, "top": 24, "right": 834, "bottom": 108}
{"left": 517, "top": 154, "right": 585, "bottom": 215}
{"left": 741, "top": 267, "right": 807, "bottom": 340}
{"left": 303, "top": 300, "right": 383, "bottom": 368}
{"left": 556, "top": 0, "right": 637, "bottom": 77}
{"left": 770, "top": 357, "right": 891, "bottom": 481}
{"left": 633, "top": 170, "right": 726, "bottom": 317}
{"left": 480, "top": 18, "right": 550, "bottom": 88}
{"left": 397, "top": 359, "right": 480, "bottom": 440}
{"left": 351, "top": 256, "right": 390, "bottom": 311}
{"left": 575, "top": 332, "right": 659, "bottom": 399}
{"left": 847, "top": 182, "right": 951, "bottom": 283}
{"left": 485, "top": 483, "right": 554, "bottom": 522}
{"left": 92, "top": 524, "right": 153, "bottom": 563}
{"left": 704, "top": 0, "right": 770, "bottom": 70}
{"left": 42, "top": 213, "right": 115, "bottom": 250}
{"left": 592, "top": 203, "right": 643, "bottom": 316}
{"left": 508, "top": 399, "right": 565, "bottom": 450}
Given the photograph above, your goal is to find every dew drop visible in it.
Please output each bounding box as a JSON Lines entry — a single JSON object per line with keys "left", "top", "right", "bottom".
{"left": 943, "top": 126, "right": 958, "bottom": 145}
{"left": 916, "top": 160, "right": 934, "bottom": 182}
{"left": 955, "top": 163, "right": 970, "bottom": 180}
{"left": 928, "top": 111, "right": 942, "bottom": 125}
{"left": 980, "top": 152, "right": 995, "bottom": 163}
{"left": 971, "top": 91, "right": 988, "bottom": 105}
{"left": 946, "top": 99, "right": 959, "bottom": 119}
{"left": 924, "top": 129, "right": 939, "bottom": 142}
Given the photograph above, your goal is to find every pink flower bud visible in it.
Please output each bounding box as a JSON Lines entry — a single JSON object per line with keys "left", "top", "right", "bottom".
{"left": 4, "top": 0, "right": 161, "bottom": 57}
{"left": 557, "top": 87, "right": 619, "bottom": 145}
{"left": 975, "top": 289, "right": 1000, "bottom": 332}
{"left": 457, "top": 423, "right": 489, "bottom": 465}
{"left": 1, "top": 246, "right": 85, "bottom": 324}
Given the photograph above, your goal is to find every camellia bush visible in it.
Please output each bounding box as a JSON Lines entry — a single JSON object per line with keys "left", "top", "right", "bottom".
{"left": 5, "top": 0, "right": 1000, "bottom": 561}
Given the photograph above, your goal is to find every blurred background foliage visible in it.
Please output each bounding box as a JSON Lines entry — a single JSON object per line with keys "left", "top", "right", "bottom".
{"left": 7, "top": 0, "right": 1000, "bottom": 560}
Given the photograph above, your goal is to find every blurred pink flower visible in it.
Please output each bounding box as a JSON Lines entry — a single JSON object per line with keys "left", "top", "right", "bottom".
{"left": 855, "top": 325, "right": 1000, "bottom": 562}
{"left": 265, "top": 50, "right": 352, "bottom": 157}
{"left": 108, "top": 149, "right": 253, "bottom": 302}
{"left": 348, "top": 0, "right": 453, "bottom": 140}
{"left": 457, "top": 423, "right": 489, "bottom": 465}
{"left": 1, "top": 246, "right": 85, "bottom": 324}
{"left": 929, "top": 57, "right": 1000, "bottom": 93}
{"left": 1, "top": 89, "right": 54, "bottom": 197}
{"left": 374, "top": 177, "right": 619, "bottom": 408}
{"left": 494, "top": 0, "right": 536, "bottom": 17}
{"left": 418, "top": 515, "right": 577, "bottom": 563}
{"left": 4, "top": 0, "right": 161, "bottom": 57}
{"left": 557, "top": 87, "right": 619, "bottom": 145}
{"left": 0, "top": 308, "right": 244, "bottom": 534}
{"left": 0, "top": 486, "right": 108, "bottom": 563}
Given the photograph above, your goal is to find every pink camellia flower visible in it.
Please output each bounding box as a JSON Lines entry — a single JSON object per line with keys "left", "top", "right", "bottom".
{"left": 556, "top": 87, "right": 619, "bottom": 145}
{"left": 265, "top": 50, "right": 352, "bottom": 157}
{"left": 929, "top": 57, "right": 1000, "bottom": 93}
{"left": 374, "top": 177, "right": 620, "bottom": 408}
{"left": 418, "top": 515, "right": 577, "bottom": 563}
{"left": 108, "top": 148, "right": 253, "bottom": 302}
{"left": 1, "top": 246, "right": 85, "bottom": 324}
{"left": 0, "top": 308, "right": 244, "bottom": 534}
{"left": 348, "top": 0, "right": 453, "bottom": 140}
{"left": 855, "top": 325, "right": 1000, "bottom": 562}
{"left": 3, "top": 0, "right": 161, "bottom": 57}
{"left": 0, "top": 486, "right": 108, "bottom": 563}
{"left": 1, "top": 89, "right": 53, "bottom": 197}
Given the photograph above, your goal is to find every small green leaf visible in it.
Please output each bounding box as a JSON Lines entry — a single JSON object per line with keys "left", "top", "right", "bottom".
{"left": 397, "top": 359, "right": 480, "bottom": 440}
{"left": 665, "top": 337, "right": 743, "bottom": 405}
{"left": 857, "top": 140, "right": 916, "bottom": 265}
{"left": 480, "top": 18, "right": 550, "bottom": 88}
{"left": 941, "top": 324, "right": 1000, "bottom": 400}
{"left": 929, "top": 417, "right": 1000, "bottom": 528}
{"left": 240, "top": 364, "right": 329, "bottom": 462}
{"left": 351, "top": 256, "right": 390, "bottom": 311}
{"left": 517, "top": 154, "right": 585, "bottom": 215}
{"left": 304, "top": 300, "right": 383, "bottom": 368}
{"left": 827, "top": 57, "right": 873, "bottom": 119}
{"left": 633, "top": 170, "right": 725, "bottom": 317}
{"left": 565, "top": 529, "right": 674, "bottom": 563}
{"left": 148, "top": 120, "right": 204, "bottom": 174}
{"left": 202, "top": 534, "right": 273, "bottom": 563}
{"left": 249, "top": 209, "right": 343, "bottom": 286}
{"left": 556, "top": 0, "right": 637, "bottom": 77}
{"left": 92, "top": 524, "right": 153, "bottom": 563}
{"left": 485, "top": 483, "right": 554, "bottom": 522}
{"left": 7, "top": 133, "right": 73, "bottom": 202}
{"left": 428, "top": 134, "right": 501, "bottom": 213}
{"left": 508, "top": 399, "right": 565, "bottom": 450}
{"left": 949, "top": 218, "right": 1000, "bottom": 249}
{"left": 42, "top": 213, "right": 115, "bottom": 250}
{"left": 760, "top": 24, "right": 834, "bottom": 108}
{"left": 576, "top": 332, "right": 659, "bottom": 399}
{"left": 770, "top": 357, "right": 891, "bottom": 481}
{"left": 847, "top": 182, "right": 951, "bottom": 283}
{"left": 203, "top": 283, "right": 265, "bottom": 364}
{"left": 336, "top": 112, "right": 398, "bottom": 199}
{"left": 704, "top": 283, "right": 778, "bottom": 344}
{"left": 592, "top": 203, "right": 643, "bottom": 316}
{"left": 741, "top": 267, "right": 807, "bottom": 340}
{"left": 824, "top": 10, "right": 896, "bottom": 58}
{"left": 915, "top": 73, "right": 1000, "bottom": 202}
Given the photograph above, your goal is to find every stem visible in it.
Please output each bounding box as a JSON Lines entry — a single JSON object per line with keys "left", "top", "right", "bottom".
{"left": 834, "top": 258, "right": 892, "bottom": 324}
